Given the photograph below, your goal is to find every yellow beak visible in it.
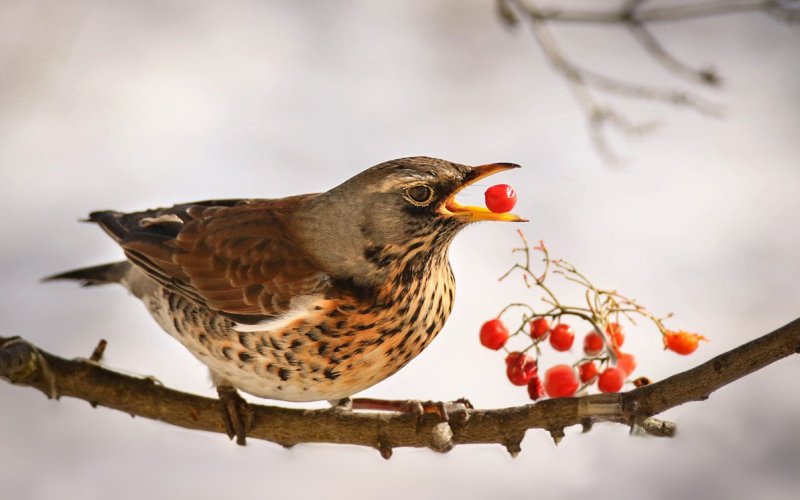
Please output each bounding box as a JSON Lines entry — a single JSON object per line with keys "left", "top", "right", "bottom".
{"left": 438, "top": 163, "right": 528, "bottom": 222}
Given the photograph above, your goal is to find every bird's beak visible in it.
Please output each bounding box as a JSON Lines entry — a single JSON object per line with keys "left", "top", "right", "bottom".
{"left": 438, "top": 163, "right": 528, "bottom": 222}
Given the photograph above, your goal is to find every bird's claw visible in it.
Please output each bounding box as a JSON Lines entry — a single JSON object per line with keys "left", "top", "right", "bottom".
{"left": 217, "top": 385, "right": 251, "bottom": 446}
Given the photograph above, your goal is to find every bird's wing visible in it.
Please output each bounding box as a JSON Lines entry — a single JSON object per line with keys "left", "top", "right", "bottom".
{"left": 89, "top": 195, "right": 330, "bottom": 323}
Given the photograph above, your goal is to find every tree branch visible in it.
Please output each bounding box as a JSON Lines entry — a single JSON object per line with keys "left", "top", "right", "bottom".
{"left": 511, "top": 0, "right": 797, "bottom": 24}
{"left": 497, "top": 0, "right": 799, "bottom": 161}
{"left": 1, "top": 316, "right": 798, "bottom": 458}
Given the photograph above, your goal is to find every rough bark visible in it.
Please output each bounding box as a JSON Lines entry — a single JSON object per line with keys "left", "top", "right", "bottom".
{"left": 1, "top": 316, "right": 798, "bottom": 458}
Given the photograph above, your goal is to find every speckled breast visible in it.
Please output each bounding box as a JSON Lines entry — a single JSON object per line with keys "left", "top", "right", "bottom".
{"left": 143, "top": 251, "right": 455, "bottom": 402}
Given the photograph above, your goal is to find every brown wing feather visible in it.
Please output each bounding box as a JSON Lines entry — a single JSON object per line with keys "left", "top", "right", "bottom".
{"left": 93, "top": 195, "right": 329, "bottom": 323}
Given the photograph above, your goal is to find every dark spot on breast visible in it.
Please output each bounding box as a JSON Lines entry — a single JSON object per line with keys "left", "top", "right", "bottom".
{"left": 398, "top": 328, "right": 416, "bottom": 347}
{"left": 278, "top": 368, "right": 291, "bottom": 381}
{"left": 399, "top": 267, "right": 416, "bottom": 287}
{"left": 426, "top": 323, "right": 438, "bottom": 336}
{"left": 284, "top": 351, "right": 298, "bottom": 365}
{"left": 407, "top": 240, "right": 424, "bottom": 252}
{"left": 198, "top": 334, "right": 209, "bottom": 346}
{"left": 318, "top": 342, "right": 329, "bottom": 356}
{"left": 222, "top": 347, "right": 234, "bottom": 360}
{"left": 324, "top": 368, "right": 340, "bottom": 380}
{"left": 413, "top": 299, "right": 426, "bottom": 322}
{"left": 333, "top": 341, "right": 352, "bottom": 353}
{"left": 238, "top": 332, "right": 249, "bottom": 347}
{"left": 306, "top": 328, "right": 322, "bottom": 341}
{"left": 166, "top": 293, "right": 179, "bottom": 310}
{"left": 269, "top": 337, "right": 283, "bottom": 350}
{"left": 363, "top": 245, "right": 386, "bottom": 264}
{"left": 380, "top": 326, "right": 402, "bottom": 337}
{"left": 358, "top": 337, "right": 380, "bottom": 347}
{"left": 290, "top": 339, "right": 304, "bottom": 351}
{"left": 238, "top": 351, "right": 252, "bottom": 362}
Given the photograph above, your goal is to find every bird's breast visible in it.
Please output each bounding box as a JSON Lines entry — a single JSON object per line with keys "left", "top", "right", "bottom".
{"left": 145, "top": 245, "right": 456, "bottom": 402}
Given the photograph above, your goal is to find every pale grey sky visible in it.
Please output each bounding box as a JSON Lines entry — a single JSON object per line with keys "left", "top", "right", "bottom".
{"left": 1, "top": 1, "right": 799, "bottom": 499}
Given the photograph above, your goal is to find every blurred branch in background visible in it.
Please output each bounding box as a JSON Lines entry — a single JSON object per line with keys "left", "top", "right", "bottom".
{"left": 497, "top": 0, "right": 800, "bottom": 162}
{"left": 2, "top": 317, "right": 798, "bottom": 458}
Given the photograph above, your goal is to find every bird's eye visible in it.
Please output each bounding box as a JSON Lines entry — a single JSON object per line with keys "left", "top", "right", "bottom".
{"left": 404, "top": 185, "right": 434, "bottom": 205}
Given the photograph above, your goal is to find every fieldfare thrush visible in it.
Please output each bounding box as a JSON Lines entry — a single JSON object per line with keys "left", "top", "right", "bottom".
{"left": 47, "top": 156, "right": 525, "bottom": 444}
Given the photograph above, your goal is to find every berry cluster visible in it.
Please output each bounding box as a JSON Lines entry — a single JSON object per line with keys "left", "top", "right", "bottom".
{"left": 482, "top": 318, "right": 641, "bottom": 397}
{"left": 480, "top": 230, "right": 707, "bottom": 401}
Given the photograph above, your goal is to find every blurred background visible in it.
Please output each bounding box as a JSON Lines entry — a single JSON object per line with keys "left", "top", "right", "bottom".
{"left": 1, "top": 1, "right": 799, "bottom": 499}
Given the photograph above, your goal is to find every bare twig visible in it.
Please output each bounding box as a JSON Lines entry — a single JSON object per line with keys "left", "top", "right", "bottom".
{"left": 497, "top": 0, "right": 798, "bottom": 161}
{"left": 2, "top": 316, "right": 798, "bottom": 457}
{"left": 627, "top": 21, "right": 720, "bottom": 86}
{"left": 89, "top": 339, "right": 107, "bottom": 362}
{"left": 506, "top": 0, "right": 799, "bottom": 25}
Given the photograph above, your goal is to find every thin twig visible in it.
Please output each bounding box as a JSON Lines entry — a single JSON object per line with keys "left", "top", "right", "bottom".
{"left": 627, "top": 21, "right": 720, "bottom": 86}
{"left": 511, "top": 0, "right": 796, "bottom": 24}
{"left": 497, "top": 0, "right": 797, "bottom": 161}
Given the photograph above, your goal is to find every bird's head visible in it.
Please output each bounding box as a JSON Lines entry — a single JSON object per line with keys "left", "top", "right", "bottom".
{"left": 294, "top": 156, "right": 526, "bottom": 285}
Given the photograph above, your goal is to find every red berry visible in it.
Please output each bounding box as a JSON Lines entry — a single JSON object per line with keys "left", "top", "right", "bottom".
{"left": 549, "top": 323, "right": 574, "bottom": 351}
{"left": 505, "top": 352, "right": 538, "bottom": 386}
{"left": 543, "top": 364, "right": 579, "bottom": 398}
{"left": 598, "top": 367, "right": 626, "bottom": 393}
{"left": 664, "top": 330, "right": 707, "bottom": 355}
{"left": 479, "top": 319, "right": 509, "bottom": 350}
{"left": 578, "top": 361, "right": 598, "bottom": 383}
{"left": 527, "top": 375, "right": 544, "bottom": 401}
{"left": 530, "top": 317, "right": 550, "bottom": 340}
{"left": 615, "top": 352, "right": 637, "bottom": 376}
{"left": 606, "top": 322, "right": 625, "bottom": 348}
{"left": 484, "top": 184, "right": 517, "bottom": 213}
{"left": 583, "top": 331, "right": 604, "bottom": 356}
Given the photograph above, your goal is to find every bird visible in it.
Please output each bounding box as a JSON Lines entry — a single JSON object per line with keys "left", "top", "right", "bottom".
{"left": 46, "top": 156, "right": 525, "bottom": 444}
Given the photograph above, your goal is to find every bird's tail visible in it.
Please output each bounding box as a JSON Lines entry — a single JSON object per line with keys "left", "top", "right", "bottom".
{"left": 42, "top": 261, "right": 131, "bottom": 287}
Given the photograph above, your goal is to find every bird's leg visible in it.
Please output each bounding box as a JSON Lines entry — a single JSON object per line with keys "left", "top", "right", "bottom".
{"left": 216, "top": 384, "right": 250, "bottom": 446}
{"left": 348, "top": 397, "right": 474, "bottom": 422}
{"left": 328, "top": 397, "right": 353, "bottom": 411}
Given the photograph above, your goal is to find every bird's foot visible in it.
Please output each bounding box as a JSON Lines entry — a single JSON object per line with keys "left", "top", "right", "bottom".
{"left": 328, "top": 397, "right": 353, "bottom": 412}
{"left": 347, "top": 397, "right": 473, "bottom": 423}
{"left": 216, "top": 385, "right": 251, "bottom": 446}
